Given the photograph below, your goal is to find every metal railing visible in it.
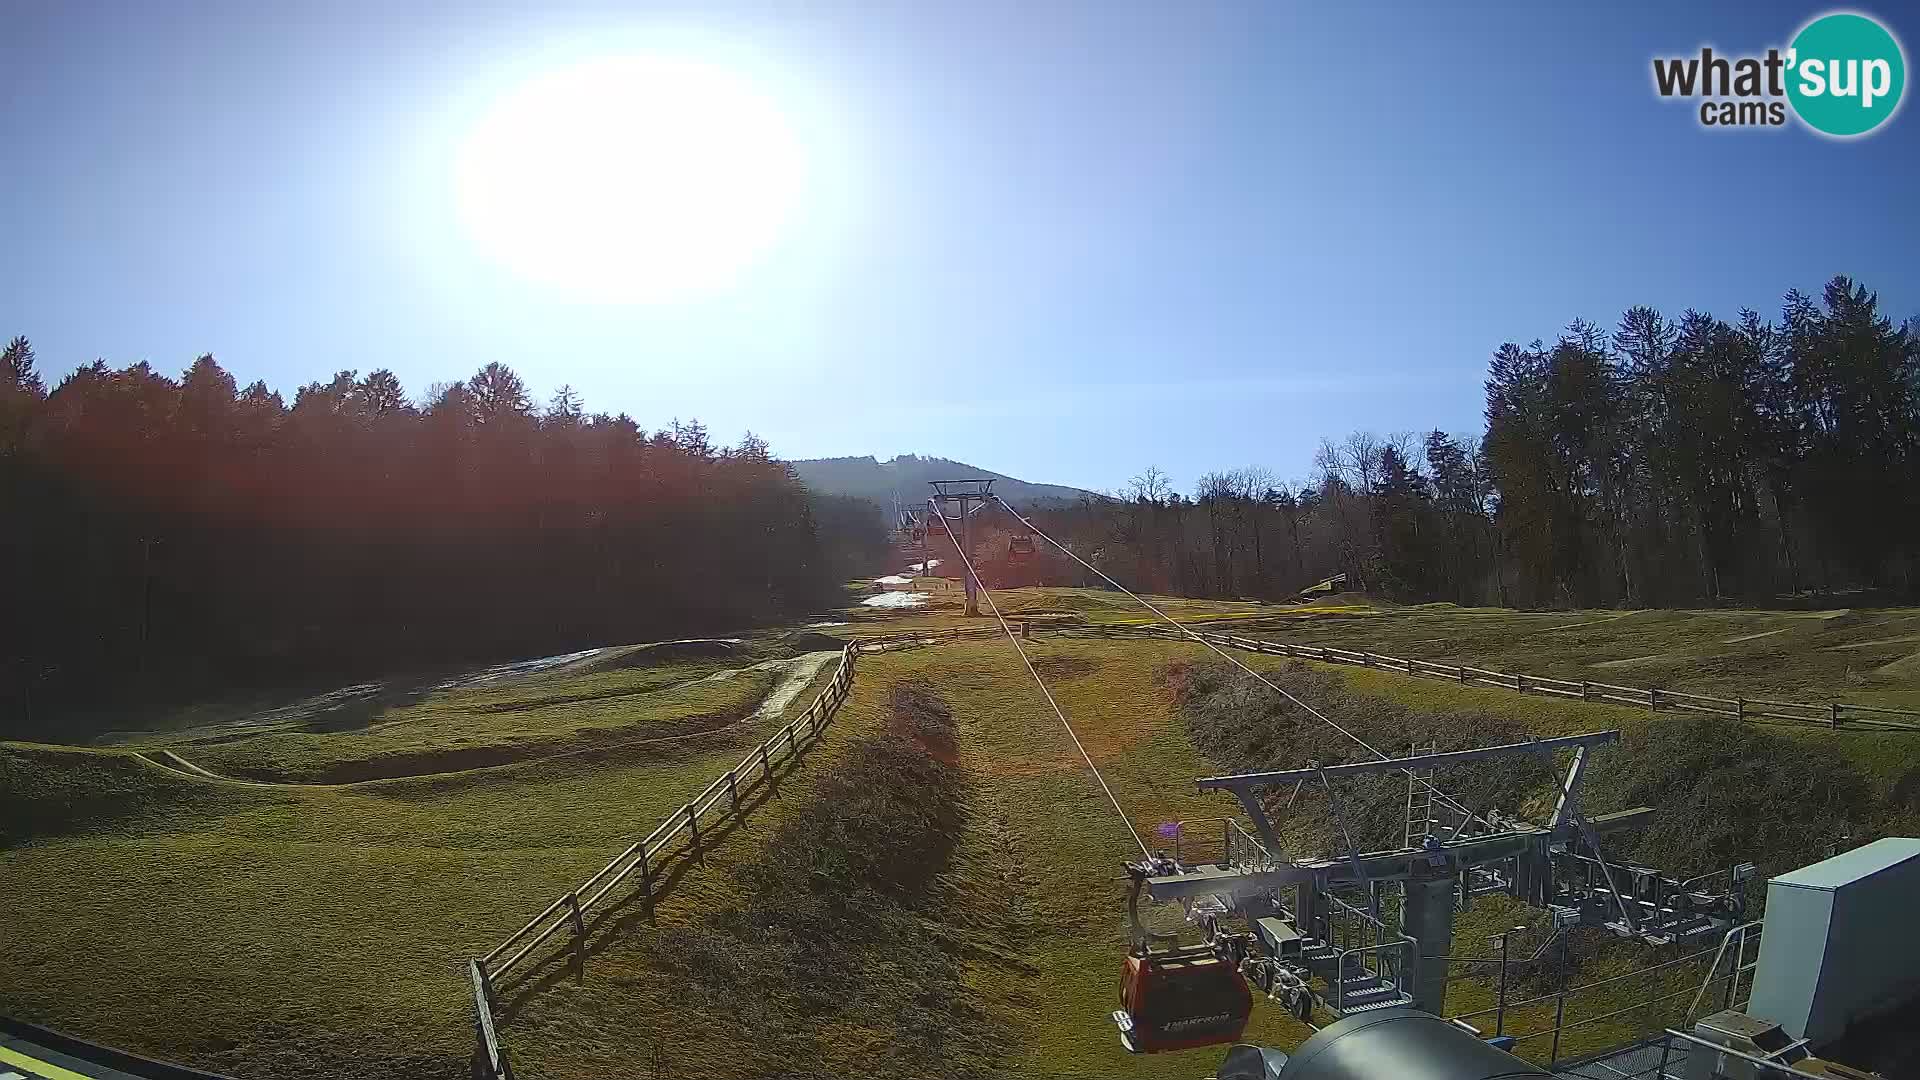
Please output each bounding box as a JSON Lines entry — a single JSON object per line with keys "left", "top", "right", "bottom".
{"left": 1443, "top": 922, "right": 1760, "bottom": 1069}
{"left": 1686, "top": 921, "right": 1762, "bottom": 1022}
{"left": 1316, "top": 889, "right": 1418, "bottom": 1012}
{"left": 1153, "top": 816, "right": 1278, "bottom": 870}
{"left": 1558, "top": 1026, "right": 1815, "bottom": 1080}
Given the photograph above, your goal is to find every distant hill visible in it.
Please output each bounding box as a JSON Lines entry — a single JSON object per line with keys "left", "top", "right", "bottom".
{"left": 788, "top": 454, "right": 1102, "bottom": 510}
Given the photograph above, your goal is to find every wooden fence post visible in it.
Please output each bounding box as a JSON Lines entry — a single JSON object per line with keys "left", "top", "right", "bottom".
{"left": 637, "top": 847, "right": 656, "bottom": 919}
{"left": 566, "top": 891, "right": 586, "bottom": 976}
{"left": 686, "top": 804, "right": 703, "bottom": 862}
{"left": 470, "top": 959, "right": 503, "bottom": 1080}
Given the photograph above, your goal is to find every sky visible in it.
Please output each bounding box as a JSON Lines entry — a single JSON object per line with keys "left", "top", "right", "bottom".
{"left": 4, "top": 0, "right": 1917, "bottom": 495}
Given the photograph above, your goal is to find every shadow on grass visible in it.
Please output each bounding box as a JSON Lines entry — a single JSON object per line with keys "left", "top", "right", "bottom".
{"left": 490, "top": 732, "right": 823, "bottom": 1019}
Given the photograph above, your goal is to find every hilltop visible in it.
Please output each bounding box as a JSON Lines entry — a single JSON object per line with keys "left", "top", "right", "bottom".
{"left": 788, "top": 454, "right": 1101, "bottom": 508}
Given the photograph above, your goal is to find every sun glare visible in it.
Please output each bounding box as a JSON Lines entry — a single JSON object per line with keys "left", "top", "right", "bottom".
{"left": 455, "top": 54, "right": 806, "bottom": 303}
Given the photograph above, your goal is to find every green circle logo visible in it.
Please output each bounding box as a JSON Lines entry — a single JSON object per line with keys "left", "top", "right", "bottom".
{"left": 1787, "top": 12, "right": 1906, "bottom": 136}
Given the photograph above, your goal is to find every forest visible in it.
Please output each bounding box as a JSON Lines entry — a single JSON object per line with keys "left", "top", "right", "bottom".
{"left": 1014, "top": 276, "right": 1920, "bottom": 608}
{"left": 0, "top": 350, "right": 882, "bottom": 733}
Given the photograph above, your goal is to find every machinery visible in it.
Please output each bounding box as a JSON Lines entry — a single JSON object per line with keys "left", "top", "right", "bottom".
{"left": 1111, "top": 733, "right": 1752, "bottom": 1054}
{"left": 1215, "top": 1008, "right": 1551, "bottom": 1080}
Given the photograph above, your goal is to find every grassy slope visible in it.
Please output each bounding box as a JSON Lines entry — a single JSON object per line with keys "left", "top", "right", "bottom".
{"left": 178, "top": 663, "right": 771, "bottom": 783}
{"left": 478, "top": 636, "right": 1318, "bottom": 1080}
{"left": 12, "top": 591, "right": 1920, "bottom": 1079}
{"left": 1234, "top": 603, "right": 1920, "bottom": 708}
{"left": 0, "top": 666, "right": 818, "bottom": 1080}
{"left": 817, "top": 639, "right": 1315, "bottom": 1079}
{"left": 832, "top": 582, "right": 1277, "bottom": 637}
{"left": 503, "top": 680, "right": 1016, "bottom": 1080}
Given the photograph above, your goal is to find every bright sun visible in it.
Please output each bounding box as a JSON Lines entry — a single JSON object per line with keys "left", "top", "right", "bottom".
{"left": 455, "top": 55, "right": 805, "bottom": 303}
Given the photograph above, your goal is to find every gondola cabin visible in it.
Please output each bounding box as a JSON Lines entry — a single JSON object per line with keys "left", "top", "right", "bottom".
{"left": 1008, "top": 533, "right": 1035, "bottom": 562}
{"left": 1115, "top": 944, "right": 1254, "bottom": 1053}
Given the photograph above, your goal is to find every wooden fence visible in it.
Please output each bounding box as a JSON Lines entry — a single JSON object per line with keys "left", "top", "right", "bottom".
{"left": 1069, "top": 623, "right": 1920, "bottom": 732}
{"left": 468, "top": 640, "right": 864, "bottom": 1078}
{"left": 465, "top": 625, "right": 1023, "bottom": 1077}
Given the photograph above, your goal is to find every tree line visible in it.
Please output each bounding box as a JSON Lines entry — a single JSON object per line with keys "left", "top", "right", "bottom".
{"left": 0, "top": 348, "right": 880, "bottom": 733}
{"left": 1017, "top": 276, "right": 1919, "bottom": 608}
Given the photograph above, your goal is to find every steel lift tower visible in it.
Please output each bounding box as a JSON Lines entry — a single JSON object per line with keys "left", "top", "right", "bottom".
{"left": 1124, "top": 731, "right": 1753, "bottom": 1029}
{"left": 929, "top": 478, "right": 995, "bottom": 616}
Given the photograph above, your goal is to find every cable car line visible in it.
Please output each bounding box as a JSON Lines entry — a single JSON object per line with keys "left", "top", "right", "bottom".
{"left": 992, "top": 495, "right": 1484, "bottom": 830}
{"left": 928, "top": 501, "right": 1153, "bottom": 861}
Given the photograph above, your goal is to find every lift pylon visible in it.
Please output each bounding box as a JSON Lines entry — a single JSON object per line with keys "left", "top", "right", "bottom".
{"left": 928, "top": 478, "right": 995, "bottom": 615}
{"left": 1121, "top": 729, "right": 1752, "bottom": 1030}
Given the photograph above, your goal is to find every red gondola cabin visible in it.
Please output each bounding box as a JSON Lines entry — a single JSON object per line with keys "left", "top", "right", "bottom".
{"left": 1115, "top": 944, "right": 1253, "bottom": 1053}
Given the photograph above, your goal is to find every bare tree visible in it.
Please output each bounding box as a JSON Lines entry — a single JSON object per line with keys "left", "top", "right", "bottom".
{"left": 1128, "top": 465, "right": 1173, "bottom": 503}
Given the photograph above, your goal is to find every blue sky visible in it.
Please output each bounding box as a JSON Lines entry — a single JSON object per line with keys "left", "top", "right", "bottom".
{"left": 4, "top": 0, "right": 1915, "bottom": 494}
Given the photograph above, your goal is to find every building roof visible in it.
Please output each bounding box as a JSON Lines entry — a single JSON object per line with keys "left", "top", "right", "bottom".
{"left": 1772, "top": 837, "right": 1920, "bottom": 891}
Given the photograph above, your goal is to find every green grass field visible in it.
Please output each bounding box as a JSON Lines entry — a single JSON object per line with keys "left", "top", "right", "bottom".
{"left": 8, "top": 588, "right": 1920, "bottom": 1079}
{"left": 174, "top": 662, "right": 778, "bottom": 784}
{"left": 0, "top": 653, "right": 836, "bottom": 1079}
{"left": 1229, "top": 602, "right": 1920, "bottom": 707}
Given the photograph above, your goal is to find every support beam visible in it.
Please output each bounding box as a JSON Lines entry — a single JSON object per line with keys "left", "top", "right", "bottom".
{"left": 1573, "top": 810, "right": 1640, "bottom": 936}
{"left": 1197, "top": 731, "right": 1619, "bottom": 791}
{"left": 1227, "top": 786, "right": 1284, "bottom": 857}
{"left": 1405, "top": 867, "right": 1455, "bottom": 1013}
{"left": 1141, "top": 807, "right": 1658, "bottom": 903}
{"left": 1549, "top": 746, "right": 1590, "bottom": 835}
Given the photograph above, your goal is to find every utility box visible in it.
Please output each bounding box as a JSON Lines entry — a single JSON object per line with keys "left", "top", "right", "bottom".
{"left": 1748, "top": 838, "right": 1920, "bottom": 1048}
{"left": 1685, "top": 1010, "right": 1809, "bottom": 1080}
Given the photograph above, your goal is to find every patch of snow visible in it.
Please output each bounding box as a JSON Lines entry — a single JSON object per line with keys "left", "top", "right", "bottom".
{"left": 754, "top": 651, "right": 841, "bottom": 719}
{"left": 1722, "top": 628, "right": 1789, "bottom": 644}
{"left": 874, "top": 574, "right": 914, "bottom": 586}
{"left": 452, "top": 648, "right": 606, "bottom": 688}
{"left": 862, "top": 591, "right": 930, "bottom": 608}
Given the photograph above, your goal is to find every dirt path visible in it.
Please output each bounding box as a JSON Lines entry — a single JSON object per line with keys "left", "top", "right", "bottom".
{"left": 133, "top": 749, "right": 289, "bottom": 788}
{"left": 131, "top": 652, "right": 846, "bottom": 789}
{"left": 753, "top": 651, "right": 839, "bottom": 719}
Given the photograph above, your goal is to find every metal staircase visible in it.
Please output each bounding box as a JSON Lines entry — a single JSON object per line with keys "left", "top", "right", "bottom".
{"left": 1299, "top": 890, "right": 1417, "bottom": 1016}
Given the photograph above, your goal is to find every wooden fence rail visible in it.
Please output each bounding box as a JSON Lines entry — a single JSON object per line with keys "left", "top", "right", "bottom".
{"left": 468, "top": 638, "right": 868, "bottom": 1079}
{"left": 1071, "top": 622, "right": 1920, "bottom": 733}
